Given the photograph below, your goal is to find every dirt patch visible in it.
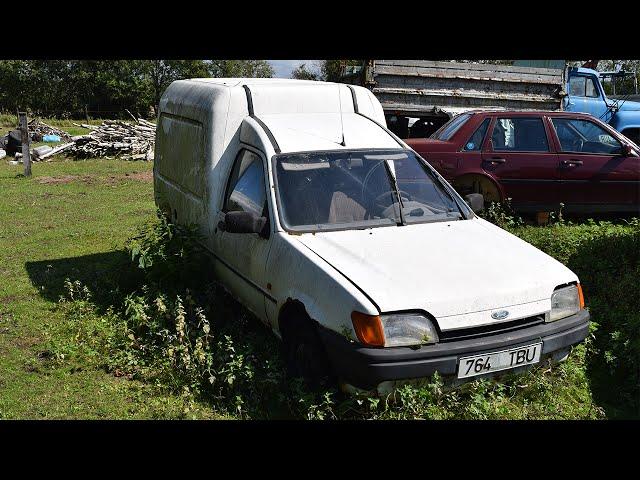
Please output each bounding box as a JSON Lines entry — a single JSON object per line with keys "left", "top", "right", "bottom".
{"left": 0, "top": 295, "right": 18, "bottom": 305}
{"left": 37, "top": 171, "right": 152, "bottom": 186}
{"left": 14, "top": 335, "right": 41, "bottom": 350}
{"left": 120, "top": 171, "right": 153, "bottom": 182}
{"left": 38, "top": 175, "right": 78, "bottom": 185}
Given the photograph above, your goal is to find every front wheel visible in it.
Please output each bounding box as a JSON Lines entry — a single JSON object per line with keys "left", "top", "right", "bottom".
{"left": 282, "top": 313, "right": 334, "bottom": 388}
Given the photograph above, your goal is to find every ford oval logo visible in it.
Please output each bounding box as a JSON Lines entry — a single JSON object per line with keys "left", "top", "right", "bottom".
{"left": 491, "top": 310, "right": 509, "bottom": 320}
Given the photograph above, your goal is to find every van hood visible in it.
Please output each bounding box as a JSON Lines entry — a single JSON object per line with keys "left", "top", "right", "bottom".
{"left": 295, "top": 218, "right": 577, "bottom": 330}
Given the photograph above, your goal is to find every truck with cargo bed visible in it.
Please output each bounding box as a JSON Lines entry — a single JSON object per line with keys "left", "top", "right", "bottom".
{"left": 342, "top": 60, "right": 640, "bottom": 144}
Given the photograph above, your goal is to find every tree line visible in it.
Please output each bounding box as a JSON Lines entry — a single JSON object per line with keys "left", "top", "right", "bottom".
{"left": 0, "top": 60, "right": 275, "bottom": 119}
{"left": 0, "top": 59, "right": 360, "bottom": 119}
{"left": 3, "top": 59, "right": 634, "bottom": 120}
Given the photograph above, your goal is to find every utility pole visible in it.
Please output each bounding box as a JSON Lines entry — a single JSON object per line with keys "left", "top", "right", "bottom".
{"left": 18, "top": 112, "right": 31, "bottom": 177}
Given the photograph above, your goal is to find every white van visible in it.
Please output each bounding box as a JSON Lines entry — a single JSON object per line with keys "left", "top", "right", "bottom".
{"left": 154, "top": 78, "right": 589, "bottom": 390}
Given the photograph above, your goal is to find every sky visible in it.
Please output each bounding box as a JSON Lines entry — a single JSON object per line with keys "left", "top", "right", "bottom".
{"left": 268, "top": 60, "right": 321, "bottom": 78}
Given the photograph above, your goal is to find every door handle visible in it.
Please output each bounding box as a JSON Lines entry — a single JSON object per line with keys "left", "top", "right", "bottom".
{"left": 485, "top": 157, "right": 506, "bottom": 164}
{"left": 561, "top": 159, "right": 583, "bottom": 167}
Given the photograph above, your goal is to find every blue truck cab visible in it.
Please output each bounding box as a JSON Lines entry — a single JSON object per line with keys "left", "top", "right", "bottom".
{"left": 564, "top": 67, "right": 640, "bottom": 144}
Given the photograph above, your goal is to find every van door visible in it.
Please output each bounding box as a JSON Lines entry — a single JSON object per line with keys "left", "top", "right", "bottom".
{"left": 212, "top": 147, "right": 274, "bottom": 323}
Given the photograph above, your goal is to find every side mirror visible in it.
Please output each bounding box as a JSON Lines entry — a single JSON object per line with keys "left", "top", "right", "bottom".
{"left": 220, "top": 211, "right": 268, "bottom": 238}
{"left": 464, "top": 193, "right": 484, "bottom": 214}
{"left": 620, "top": 143, "right": 633, "bottom": 156}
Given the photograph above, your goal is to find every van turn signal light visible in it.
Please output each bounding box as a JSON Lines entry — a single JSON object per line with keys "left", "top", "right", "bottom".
{"left": 351, "top": 311, "right": 385, "bottom": 347}
{"left": 577, "top": 283, "right": 585, "bottom": 309}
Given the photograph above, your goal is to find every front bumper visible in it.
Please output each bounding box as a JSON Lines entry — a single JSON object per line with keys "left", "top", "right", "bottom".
{"left": 318, "top": 309, "right": 590, "bottom": 390}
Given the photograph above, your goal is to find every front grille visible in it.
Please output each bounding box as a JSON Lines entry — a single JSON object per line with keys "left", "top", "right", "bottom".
{"left": 439, "top": 314, "right": 545, "bottom": 343}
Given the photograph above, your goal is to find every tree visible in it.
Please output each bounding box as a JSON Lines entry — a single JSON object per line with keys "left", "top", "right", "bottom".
{"left": 143, "top": 60, "right": 211, "bottom": 115}
{"left": 291, "top": 63, "right": 318, "bottom": 80}
{"left": 209, "top": 60, "right": 273, "bottom": 78}
{"left": 320, "top": 60, "right": 362, "bottom": 82}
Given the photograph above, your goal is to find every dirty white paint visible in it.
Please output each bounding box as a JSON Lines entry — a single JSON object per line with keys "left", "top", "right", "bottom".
{"left": 154, "top": 77, "right": 580, "bottom": 344}
{"left": 294, "top": 217, "right": 577, "bottom": 330}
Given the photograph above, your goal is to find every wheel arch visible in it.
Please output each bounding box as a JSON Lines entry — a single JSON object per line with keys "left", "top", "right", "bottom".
{"left": 452, "top": 172, "right": 504, "bottom": 203}
{"left": 619, "top": 127, "right": 640, "bottom": 144}
{"left": 277, "top": 298, "right": 315, "bottom": 341}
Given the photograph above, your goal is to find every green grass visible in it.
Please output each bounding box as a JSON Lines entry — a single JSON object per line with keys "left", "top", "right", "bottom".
{"left": 0, "top": 159, "right": 225, "bottom": 418}
{"left": 0, "top": 156, "right": 637, "bottom": 419}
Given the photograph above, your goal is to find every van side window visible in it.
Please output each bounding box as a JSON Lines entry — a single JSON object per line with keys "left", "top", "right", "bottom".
{"left": 224, "top": 150, "right": 267, "bottom": 216}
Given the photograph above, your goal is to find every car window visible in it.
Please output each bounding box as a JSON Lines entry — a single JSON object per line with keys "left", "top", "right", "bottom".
{"left": 551, "top": 118, "right": 622, "bottom": 154}
{"left": 585, "top": 77, "right": 599, "bottom": 97}
{"left": 491, "top": 117, "right": 549, "bottom": 152}
{"left": 224, "top": 150, "right": 267, "bottom": 216}
{"left": 463, "top": 118, "right": 490, "bottom": 151}
{"left": 431, "top": 113, "right": 471, "bottom": 141}
{"left": 569, "top": 75, "right": 600, "bottom": 98}
{"left": 273, "top": 149, "right": 463, "bottom": 232}
{"left": 569, "top": 76, "right": 585, "bottom": 97}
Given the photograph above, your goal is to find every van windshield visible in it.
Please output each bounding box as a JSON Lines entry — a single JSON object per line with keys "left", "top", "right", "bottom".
{"left": 273, "top": 149, "right": 464, "bottom": 232}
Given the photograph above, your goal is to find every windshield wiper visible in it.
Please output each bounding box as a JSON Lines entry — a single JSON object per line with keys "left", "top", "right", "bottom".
{"left": 382, "top": 160, "right": 406, "bottom": 226}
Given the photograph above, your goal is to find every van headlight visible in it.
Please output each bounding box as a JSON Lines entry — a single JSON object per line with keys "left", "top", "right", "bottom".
{"left": 351, "top": 312, "right": 439, "bottom": 347}
{"left": 548, "top": 284, "right": 584, "bottom": 322}
{"left": 382, "top": 313, "right": 439, "bottom": 347}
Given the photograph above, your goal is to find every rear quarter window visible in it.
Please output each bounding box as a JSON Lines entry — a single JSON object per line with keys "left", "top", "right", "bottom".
{"left": 431, "top": 113, "right": 471, "bottom": 141}
{"left": 463, "top": 118, "right": 491, "bottom": 151}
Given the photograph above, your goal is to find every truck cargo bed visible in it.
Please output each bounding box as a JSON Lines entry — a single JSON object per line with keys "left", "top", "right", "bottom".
{"left": 366, "top": 60, "right": 565, "bottom": 116}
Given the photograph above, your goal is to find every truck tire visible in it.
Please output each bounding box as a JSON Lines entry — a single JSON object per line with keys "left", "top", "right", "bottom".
{"left": 280, "top": 306, "right": 333, "bottom": 388}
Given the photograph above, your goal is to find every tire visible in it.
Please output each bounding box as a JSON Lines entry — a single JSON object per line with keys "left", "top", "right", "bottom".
{"left": 6, "top": 130, "right": 22, "bottom": 156}
{"left": 281, "top": 308, "right": 334, "bottom": 388}
{"left": 453, "top": 175, "right": 502, "bottom": 205}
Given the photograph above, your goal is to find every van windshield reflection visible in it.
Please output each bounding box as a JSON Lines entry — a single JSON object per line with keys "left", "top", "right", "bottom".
{"left": 274, "top": 149, "right": 463, "bottom": 232}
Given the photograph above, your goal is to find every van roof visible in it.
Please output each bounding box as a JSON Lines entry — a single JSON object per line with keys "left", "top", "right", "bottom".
{"left": 189, "top": 77, "right": 322, "bottom": 87}
{"left": 160, "top": 78, "right": 399, "bottom": 154}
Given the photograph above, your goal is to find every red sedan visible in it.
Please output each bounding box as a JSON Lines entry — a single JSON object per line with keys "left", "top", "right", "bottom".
{"left": 406, "top": 111, "right": 640, "bottom": 213}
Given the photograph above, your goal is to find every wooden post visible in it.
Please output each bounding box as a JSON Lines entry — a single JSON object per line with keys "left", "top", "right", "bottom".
{"left": 18, "top": 112, "right": 31, "bottom": 177}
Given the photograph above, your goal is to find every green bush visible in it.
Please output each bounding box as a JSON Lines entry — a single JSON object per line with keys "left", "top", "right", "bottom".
{"left": 480, "top": 198, "right": 524, "bottom": 229}
{"left": 512, "top": 219, "right": 640, "bottom": 416}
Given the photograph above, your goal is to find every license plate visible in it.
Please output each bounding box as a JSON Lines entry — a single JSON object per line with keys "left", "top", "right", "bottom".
{"left": 457, "top": 342, "right": 542, "bottom": 379}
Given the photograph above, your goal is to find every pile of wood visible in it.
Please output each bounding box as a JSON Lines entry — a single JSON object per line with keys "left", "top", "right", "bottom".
{"left": 28, "top": 118, "right": 72, "bottom": 142}
{"left": 70, "top": 118, "right": 155, "bottom": 161}
{"left": 15, "top": 142, "right": 75, "bottom": 163}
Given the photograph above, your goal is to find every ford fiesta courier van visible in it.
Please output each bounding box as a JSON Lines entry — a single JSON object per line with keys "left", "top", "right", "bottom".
{"left": 153, "top": 78, "right": 589, "bottom": 391}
